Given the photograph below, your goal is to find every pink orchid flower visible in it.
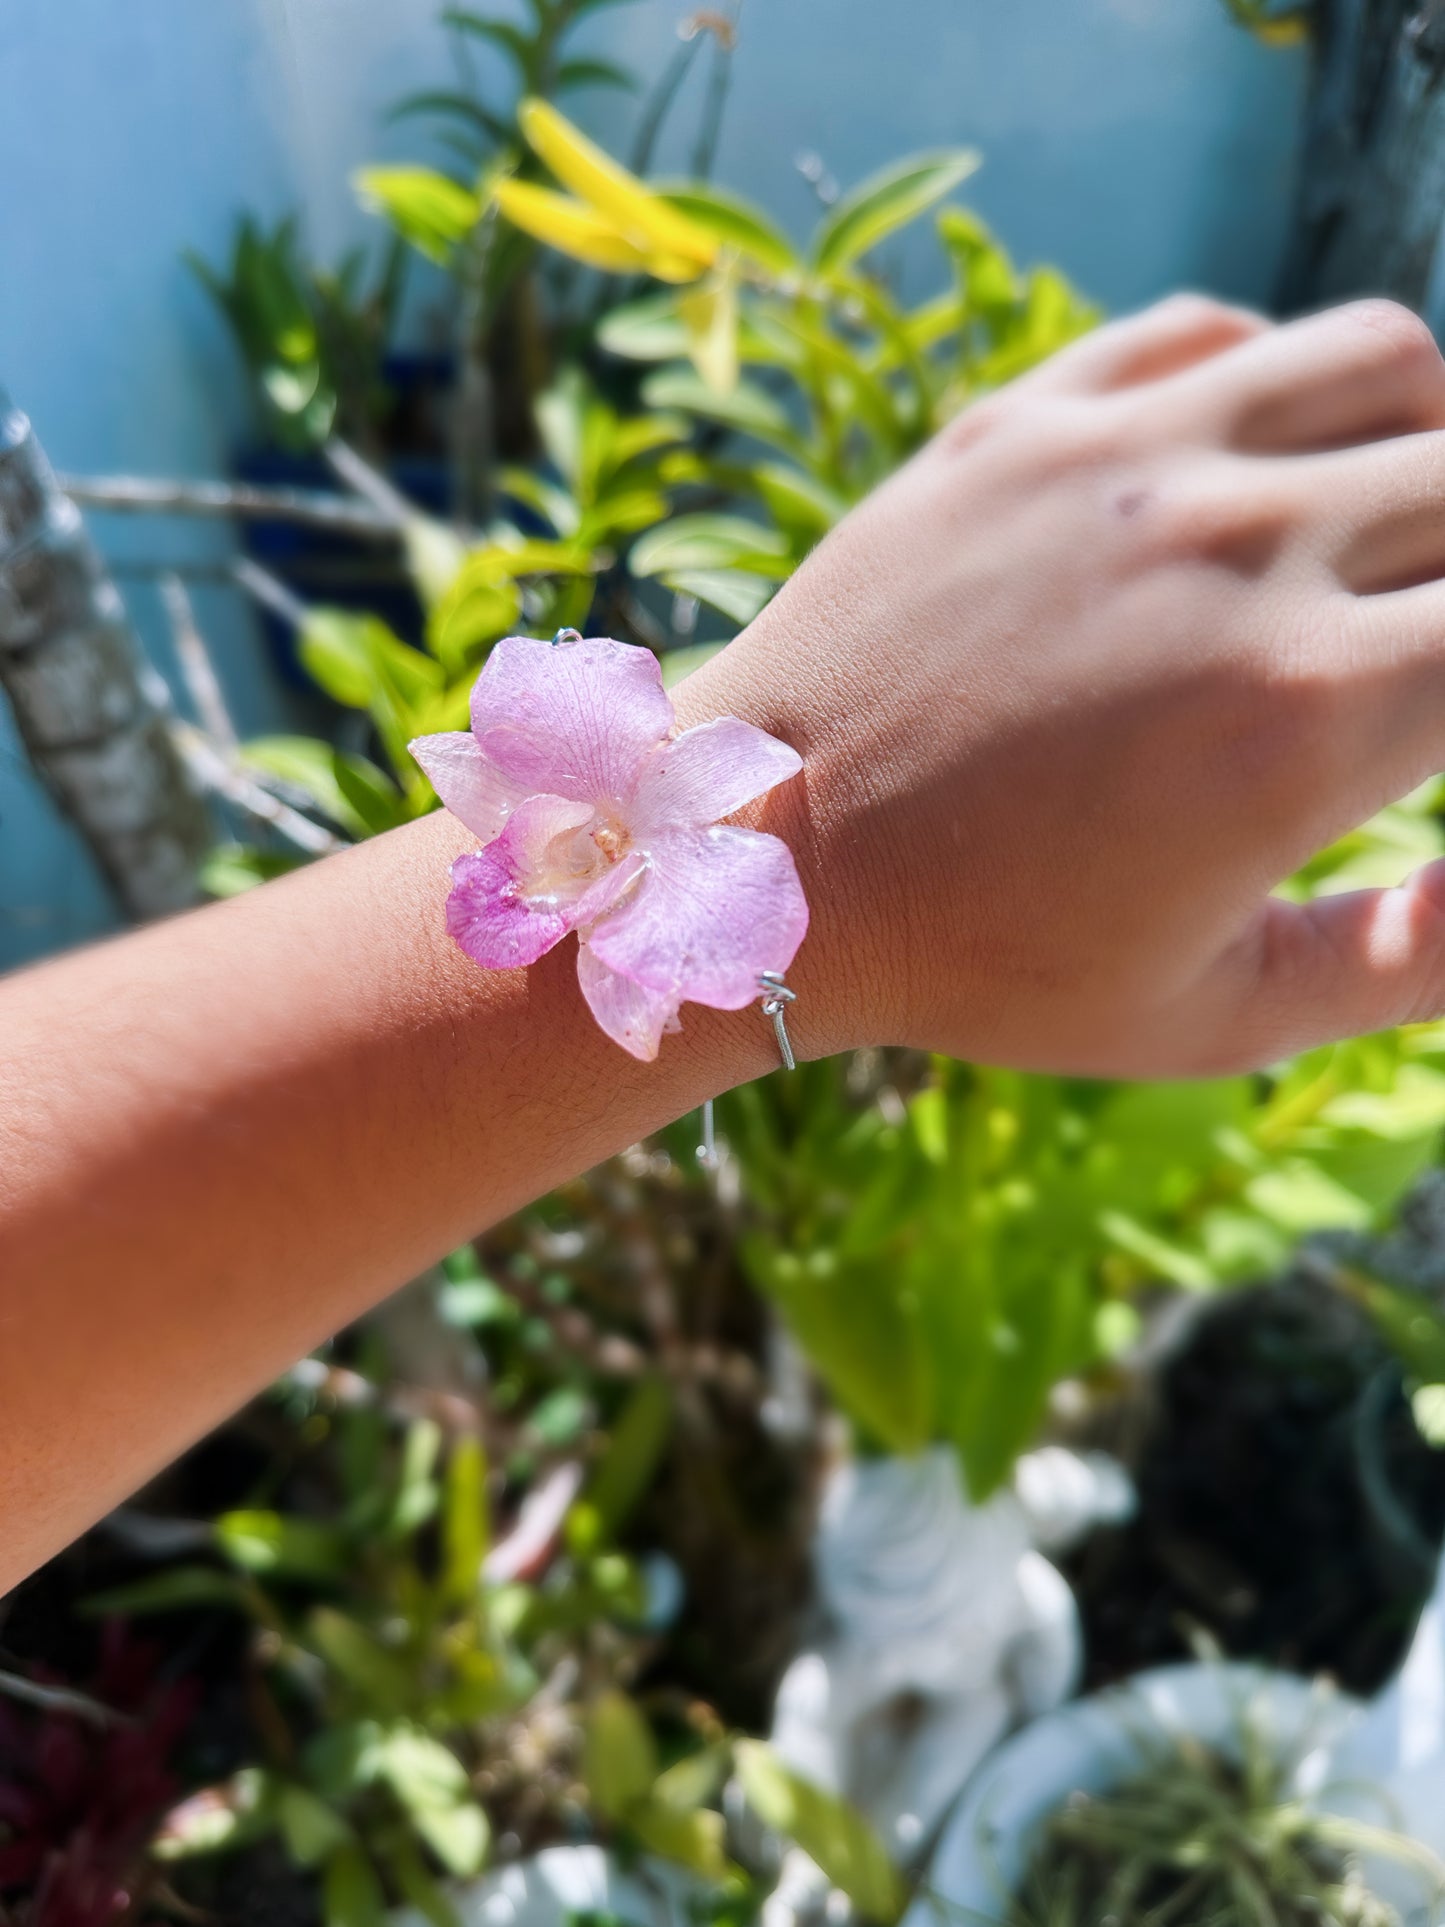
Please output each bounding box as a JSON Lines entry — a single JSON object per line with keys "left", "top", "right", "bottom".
{"left": 409, "top": 634, "right": 808, "bottom": 1061}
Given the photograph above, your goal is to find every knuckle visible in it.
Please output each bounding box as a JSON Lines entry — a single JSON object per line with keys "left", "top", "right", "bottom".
{"left": 939, "top": 390, "right": 1118, "bottom": 480}
{"left": 1111, "top": 462, "right": 1291, "bottom": 575}
{"left": 936, "top": 389, "right": 1010, "bottom": 457}
{"left": 1008, "top": 394, "right": 1119, "bottom": 476}
{"left": 1153, "top": 290, "right": 1241, "bottom": 331}
{"left": 1334, "top": 298, "right": 1440, "bottom": 369}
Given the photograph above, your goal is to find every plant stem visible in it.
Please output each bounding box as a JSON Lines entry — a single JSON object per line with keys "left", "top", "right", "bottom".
{"left": 59, "top": 472, "right": 399, "bottom": 541}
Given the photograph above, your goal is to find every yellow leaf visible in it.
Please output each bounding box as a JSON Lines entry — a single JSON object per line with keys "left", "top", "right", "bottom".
{"left": 519, "top": 99, "right": 716, "bottom": 272}
{"left": 679, "top": 267, "right": 740, "bottom": 395}
{"left": 354, "top": 167, "right": 481, "bottom": 265}
{"left": 495, "top": 181, "right": 659, "bottom": 275}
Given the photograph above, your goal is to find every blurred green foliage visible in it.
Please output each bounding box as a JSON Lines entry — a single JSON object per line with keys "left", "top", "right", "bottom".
{"left": 189, "top": 216, "right": 407, "bottom": 451}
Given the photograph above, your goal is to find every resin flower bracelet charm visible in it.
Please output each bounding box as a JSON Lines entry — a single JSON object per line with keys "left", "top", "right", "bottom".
{"left": 409, "top": 630, "right": 808, "bottom": 1063}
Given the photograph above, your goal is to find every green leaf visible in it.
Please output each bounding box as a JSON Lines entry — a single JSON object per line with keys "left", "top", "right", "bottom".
{"left": 938, "top": 208, "right": 1019, "bottom": 315}
{"left": 438, "top": 1277, "right": 519, "bottom": 1329}
{"left": 300, "top": 610, "right": 443, "bottom": 718}
{"left": 200, "top": 844, "right": 306, "bottom": 898}
{"left": 405, "top": 516, "right": 469, "bottom": 609}
{"left": 661, "top": 570, "right": 774, "bottom": 626}
{"left": 388, "top": 91, "right": 509, "bottom": 151}
{"left": 581, "top": 1376, "right": 671, "bottom": 1545}
{"left": 583, "top": 1690, "right": 657, "bottom": 1820}
{"left": 659, "top": 641, "right": 725, "bottom": 687}
{"left": 304, "top": 1720, "right": 387, "bottom": 1801}
{"left": 278, "top": 1784, "right": 354, "bottom": 1868}
{"left": 1351, "top": 1274, "right": 1445, "bottom": 1383}
{"left": 679, "top": 268, "right": 741, "bottom": 394}
{"left": 324, "top": 1846, "right": 388, "bottom": 1927}
{"left": 307, "top": 1608, "right": 415, "bottom": 1716}
{"left": 499, "top": 464, "right": 580, "bottom": 534}
{"left": 374, "top": 1727, "right": 490, "bottom": 1877}
{"left": 556, "top": 58, "right": 636, "bottom": 93}
{"left": 1244, "top": 1160, "right": 1374, "bottom": 1234}
{"left": 660, "top": 183, "right": 798, "bottom": 275}
{"left": 734, "top": 1742, "right": 905, "bottom": 1924}
{"left": 812, "top": 148, "right": 981, "bottom": 277}
{"left": 641, "top": 367, "right": 798, "bottom": 449}
{"left": 299, "top": 610, "right": 379, "bottom": 708}
{"left": 332, "top": 751, "right": 407, "bottom": 836}
{"left": 216, "top": 1510, "right": 347, "bottom": 1581}
{"left": 239, "top": 735, "right": 363, "bottom": 834}
{"left": 1098, "top": 1211, "right": 1215, "bottom": 1291}
{"left": 441, "top": 1436, "right": 489, "bottom": 1609}
{"left": 598, "top": 294, "right": 693, "bottom": 364}
{"left": 374, "top": 1726, "right": 468, "bottom": 1805}
{"left": 354, "top": 167, "right": 482, "bottom": 265}
{"left": 441, "top": 11, "right": 534, "bottom": 80}
{"left": 650, "top": 1745, "right": 730, "bottom": 1813}
{"left": 388, "top": 1418, "right": 443, "bottom": 1539}
{"left": 387, "top": 1839, "right": 464, "bottom": 1927}
{"left": 411, "top": 1799, "right": 490, "bottom": 1878}
{"left": 750, "top": 462, "right": 847, "bottom": 541}
{"left": 630, "top": 513, "right": 790, "bottom": 579}
{"left": 428, "top": 571, "right": 524, "bottom": 673}
{"left": 83, "top": 1566, "right": 258, "bottom": 1618}
{"left": 629, "top": 1800, "right": 729, "bottom": 1878}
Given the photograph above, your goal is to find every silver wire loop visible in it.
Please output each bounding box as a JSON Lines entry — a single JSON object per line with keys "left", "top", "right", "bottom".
{"left": 697, "top": 1100, "right": 719, "bottom": 1171}
{"left": 696, "top": 971, "right": 798, "bottom": 1170}
{"left": 758, "top": 970, "right": 798, "bottom": 1072}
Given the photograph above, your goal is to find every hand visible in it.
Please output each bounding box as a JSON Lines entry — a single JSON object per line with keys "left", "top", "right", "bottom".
{"left": 684, "top": 295, "right": 1445, "bottom": 1075}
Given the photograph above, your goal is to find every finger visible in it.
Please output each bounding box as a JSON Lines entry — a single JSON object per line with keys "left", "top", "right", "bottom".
{"left": 1154, "top": 300, "right": 1445, "bottom": 452}
{"left": 1292, "top": 428, "right": 1445, "bottom": 594}
{"left": 1208, "top": 865, "right": 1445, "bottom": 1069}
{"left": 1024, "top": 293, "right": 1269, "bottom": 396}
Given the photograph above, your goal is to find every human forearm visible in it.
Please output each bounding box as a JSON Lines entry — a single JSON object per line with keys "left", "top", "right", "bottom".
{"left": 0, "top": 756, "right": 791, "bottom": 1591}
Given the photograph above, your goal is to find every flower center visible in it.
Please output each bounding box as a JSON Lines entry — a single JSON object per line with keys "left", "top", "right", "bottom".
{"left": 521, "top": 810, "right": 633, "bottom": 909}
{"left": 591, "top": 821, "right": 629, "bottom": 864}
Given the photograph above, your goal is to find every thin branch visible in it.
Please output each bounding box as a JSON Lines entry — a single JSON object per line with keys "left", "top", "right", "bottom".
{"left": 692, "top": 3, "right": 742, "bottom": 182}
{"left": 0, "top": 1667, "right": 130, "bottom": 1729}
{"left": 158, "top": 575, "right": 343, "bottom": 854}
{"left": 161, "top": 573, "right": 236, "bottom": 747}
{"left": 173, "top": 725, "right": 347, "bottom": 857}
{"left": 630, "top": 30, "right": 704, "bottom": 178}
{"left": 58, "top": 472, "right": 398, "bottom": 542}
{"left": 231, "top": 556, "right": 310, "bottom": 631}
{"left": 324, "top": 438, "right": 415, "bottom": 527}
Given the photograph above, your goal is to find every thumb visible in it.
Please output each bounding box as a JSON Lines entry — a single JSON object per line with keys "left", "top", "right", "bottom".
{"left": 1212, "top": 861, "right": 1445, "bottom": 1070}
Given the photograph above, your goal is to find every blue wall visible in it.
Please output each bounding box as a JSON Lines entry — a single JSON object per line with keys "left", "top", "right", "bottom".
{"left": 0, "top": 0, "right": 1305, "bottom": 969}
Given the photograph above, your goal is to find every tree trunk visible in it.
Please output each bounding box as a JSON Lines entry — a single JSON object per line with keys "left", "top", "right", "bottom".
{"left": 0, "top": 397, "right": 211, "bottom": 920}
{"left": 1280, "top": 0, "right": 1445, "bottom": 315}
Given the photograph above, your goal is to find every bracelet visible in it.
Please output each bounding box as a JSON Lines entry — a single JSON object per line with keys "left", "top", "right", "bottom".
{"left": 410, "top": 630, "right": 809, "bottom": 1067}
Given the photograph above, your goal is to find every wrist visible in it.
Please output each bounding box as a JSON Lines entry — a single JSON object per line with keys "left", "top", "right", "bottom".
{"left": 669, "top": 626, "right": 897, "bottom": 1059}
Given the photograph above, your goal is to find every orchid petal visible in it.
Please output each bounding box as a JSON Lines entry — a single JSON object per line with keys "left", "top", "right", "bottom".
{"left": 629, "top": 716, "right": 803, "bottom": 833}
{"left": 471, "top": 634, "right": 675, "bottom": 806}
{"left": 587, "top": 825, "right": 808, "bottom": 1010}
{"left": 576, "top": 944, "right": 681, "bottom": 1062}
{"left": 445, "top": 794, "right": 645, "bottom": 970}
{"left": 408, "top": 731, "right": 529, "bottom": 842}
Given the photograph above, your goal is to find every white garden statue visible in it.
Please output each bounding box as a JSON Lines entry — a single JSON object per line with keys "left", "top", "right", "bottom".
{"left": 768, "top": 1444, "right": 1134, "bottom": 1871}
